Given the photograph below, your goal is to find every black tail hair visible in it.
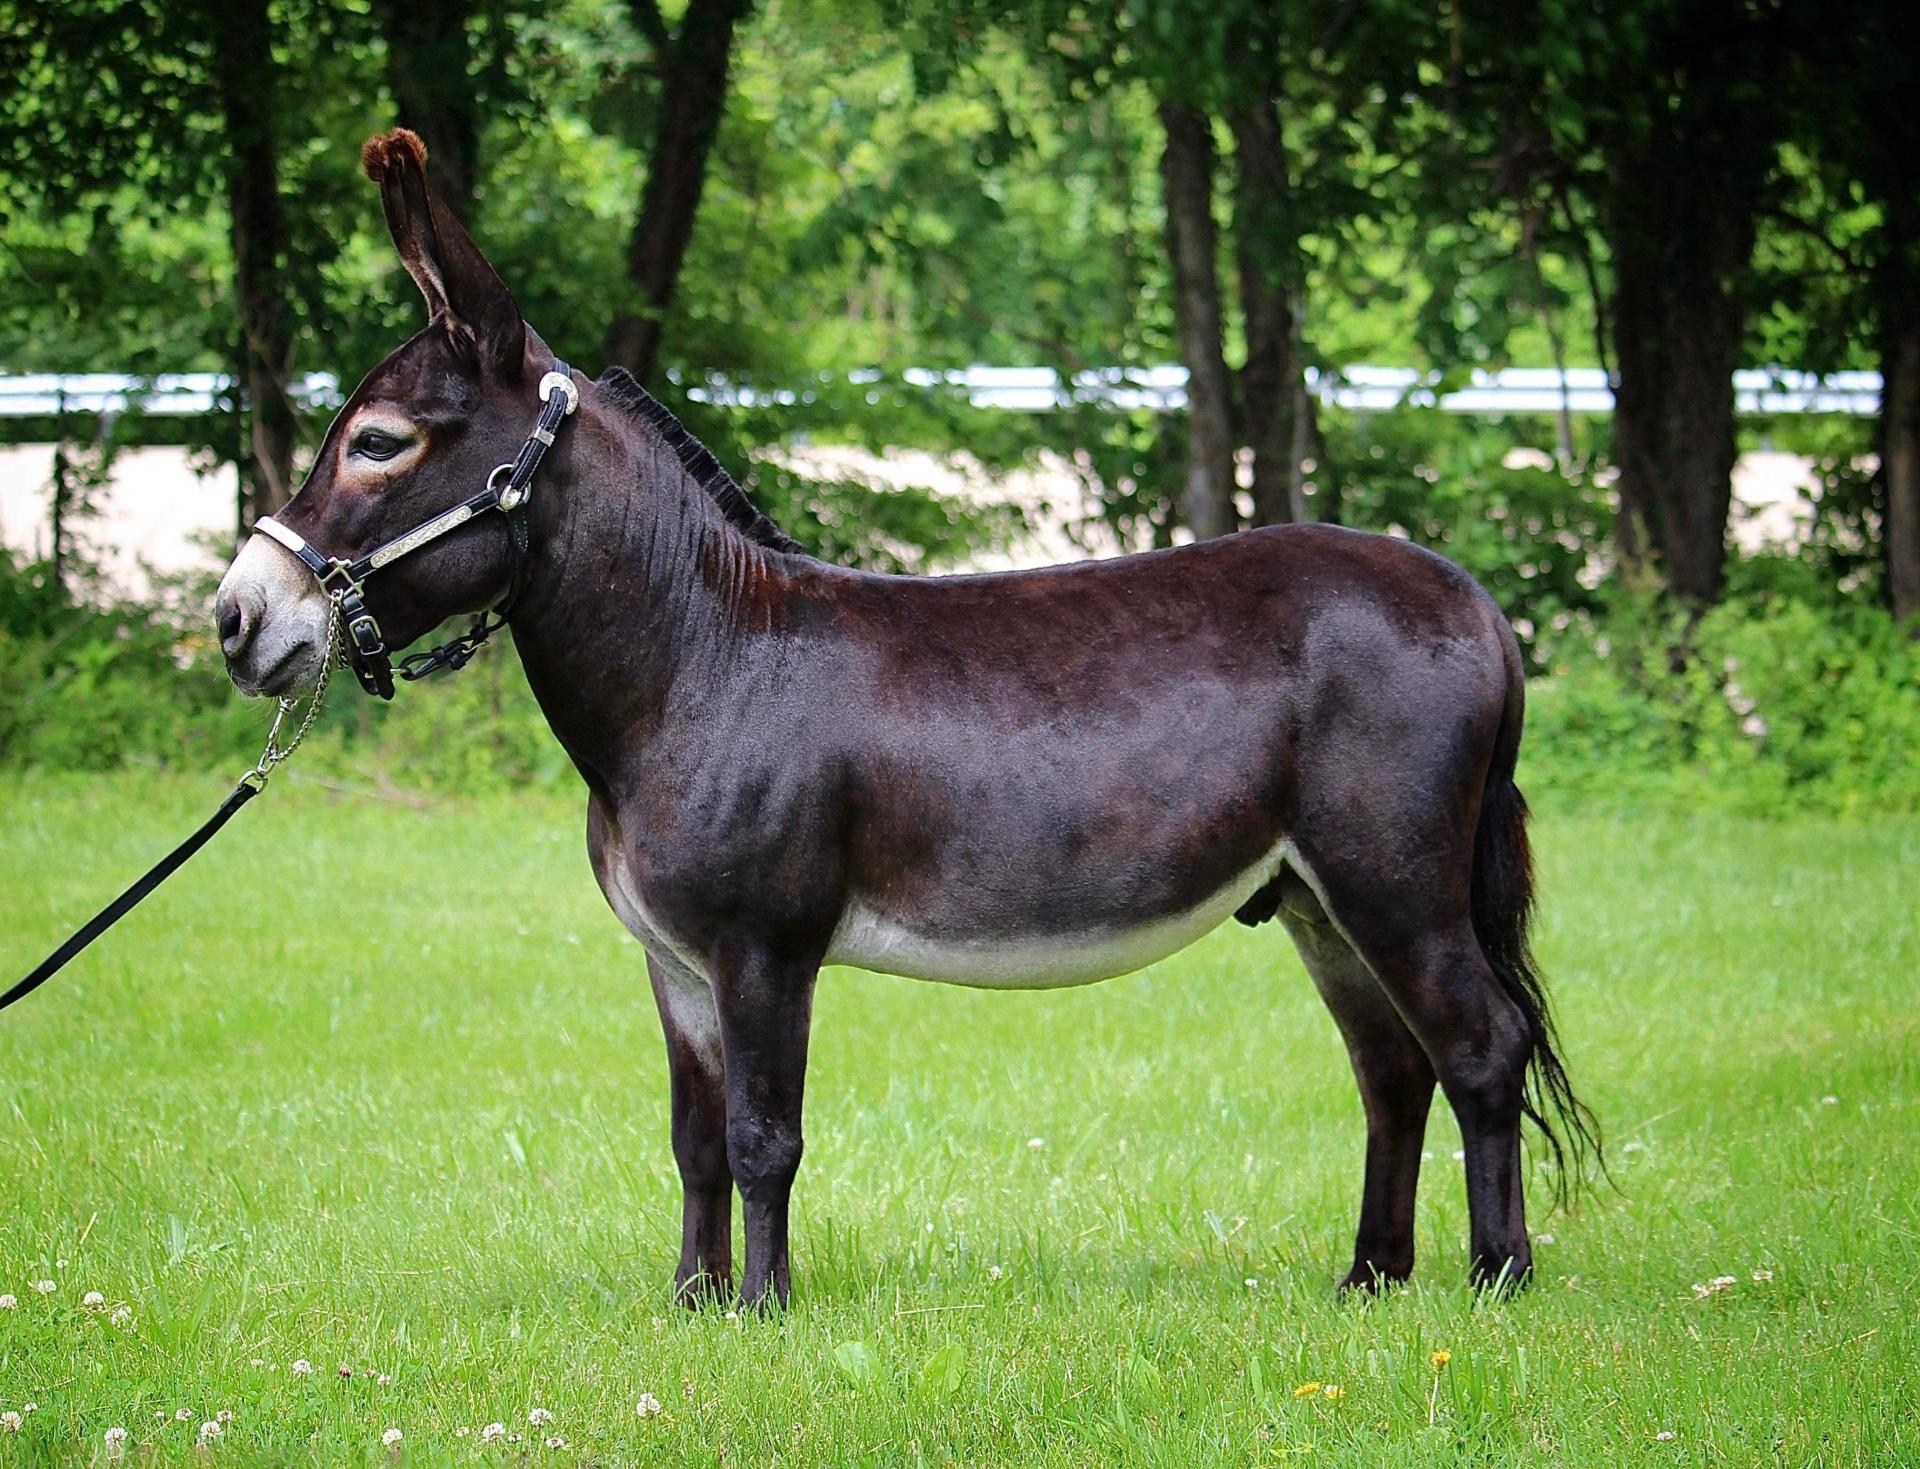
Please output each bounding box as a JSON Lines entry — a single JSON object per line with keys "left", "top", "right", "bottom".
{"left": 1471, "top": 769, "right": 1604, "bottom": 1205}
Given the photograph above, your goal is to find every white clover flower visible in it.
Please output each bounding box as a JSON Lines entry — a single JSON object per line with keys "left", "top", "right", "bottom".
{"left": 635, "top": 1393, "right": 662, "bottom": 1418}
{"left": 32, "top": 1279, "right": 55, "bottom": 1294}
{"left": 175, "top": 1408, "right": 193, "bottom": 1423}
{"left": 216, "top": 1409, "right": 234, "bottom": 1424}
{"left": 291, "top": 1359, "right": 314, "bottom": 1376}
{"left": 378, "top": 1374, "right": 393, "bottom": 1387}
{"left": 481, "top": 1423, "right": 506, "bottom": 1443}
{"left": 339, "top": 1364, "right": 354, "bottom": 1379}
{"left": 199, "top": 1420, "right": 223, "bottom": 1442}
{"left": 1820, "top": 1095, "right": 1839, "bottom": 1106}
{"left": 0, "top": 1293, "right": 15, "bottom": 1309}
{"left": 455, "top": 1426, "right": 471, "bottom": 1438}
{"left": 545, "top": 1436, "right": 567, "bottom": 1449}
{"left": 154, "top": 1411, "right": 167, "bottom": 1421}
{"left": 104, "top": 1425, "right": 129, "bottom": 1452}
{"left": 1243, "top": 1277, "right": 1259, "bottom": 1289}
{"left": 381, "top": 1427, "right": 403, "bottom": 1446}
{"left": 1710, "top": 1275, "right": 1737, "bottom": 1288}
{"left": 22, "top": 1404, "right": 36, "bottom": 1415}
{"left": 56, "top": 1258, "right": 68, "bottom": 1269}
{"left": 83, "top": 1290, "right": 106, "bottom": 1310}
{"left": 987, "top": 1265, "right": 1004, "bottom": 1280}
{"left": 1752, "top": 1269, "right": 1774, "bottom": 1282}
{"left": 1655, "top": 1430, "right": 1676, "bottom": 1441}
{"left": 529, "top": 1407, "right": 553, "bottom": 1426}
{"left": 1, "top": 1411, "right": 21, "bottom": 1433}
{"left": 111, "top": 1305, "right": 133, "bottom": 1326}
{"left": 1027, "top": 1137, "right": 1045, "bottom": 1151}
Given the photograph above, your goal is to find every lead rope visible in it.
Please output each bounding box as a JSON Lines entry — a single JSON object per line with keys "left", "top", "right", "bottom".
{"left": 0, "top": 618, "right": 339, "bottom": 1015}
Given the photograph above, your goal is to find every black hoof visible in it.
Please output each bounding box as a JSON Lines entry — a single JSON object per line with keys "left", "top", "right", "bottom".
{"left": 1468, "top": 1254, "right": 1533, "bottom": 1294}
{"left": 1337, "top": 1262, "right": 1412, "bottom": 1296}
{"left": 673, "top": 1269, "right": 732, "bottom": 1308}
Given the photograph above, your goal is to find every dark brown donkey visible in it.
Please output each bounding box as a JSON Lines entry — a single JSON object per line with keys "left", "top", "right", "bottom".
{"left": 215, "top": 131, "right": 1596, "bottom": 1309}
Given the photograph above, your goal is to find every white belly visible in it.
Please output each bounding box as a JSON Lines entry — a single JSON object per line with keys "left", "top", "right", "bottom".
{"left": 826, "top": 839, "right": 1295, "bottom": 989}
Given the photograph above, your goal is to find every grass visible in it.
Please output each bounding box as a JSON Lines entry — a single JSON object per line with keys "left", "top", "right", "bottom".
{"left": 0, "top": 770, "right": 1915, "bottom": 1466}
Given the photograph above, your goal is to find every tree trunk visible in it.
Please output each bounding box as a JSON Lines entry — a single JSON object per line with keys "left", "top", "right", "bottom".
{"left": 1230, "top": 97, "right": 1298, "bottom": 527}
{"left": 1605, "top": 152, "right": 1762, "bottom": 605}
{"left": 208, "top": 0, "right": 294, "bottom": 519}
{"left": 374, "top": 0, "right": 480, "bottom": 222}
{"left": 1157, "top": 101, "right": 1238, "bottom": 541}
{"left": 603, "top": 0, "right": 754, "bottom": 380}
{"left": 1882, "top": 312, "right": 1920, "bottom": 624}
{"left": 1598, "top": 31, "right": 1782, "bottom": 606}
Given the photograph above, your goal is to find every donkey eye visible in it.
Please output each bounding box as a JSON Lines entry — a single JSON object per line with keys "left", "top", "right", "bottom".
{"left": 351, "top": 429, "right": 411, "bottom": 461}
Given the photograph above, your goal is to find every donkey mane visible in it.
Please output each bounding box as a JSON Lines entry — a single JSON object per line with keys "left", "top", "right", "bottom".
{"left": 594, "top": 366, "right": 806, "bottom": 555}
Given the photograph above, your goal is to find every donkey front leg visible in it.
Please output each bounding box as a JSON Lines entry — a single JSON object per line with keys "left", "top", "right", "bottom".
{"left": 647, "top": 952, "right": 734, "bottom": 1304}
{"left": 712, "top": 946, "right": 818, "bottom": 1310}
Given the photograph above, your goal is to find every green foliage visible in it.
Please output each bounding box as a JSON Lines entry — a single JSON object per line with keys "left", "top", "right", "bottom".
{"left": 1525, "top": 586, "right": 1920, "bottom": 816}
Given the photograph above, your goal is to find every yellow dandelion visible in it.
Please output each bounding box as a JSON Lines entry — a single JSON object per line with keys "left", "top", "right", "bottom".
{"left": 1291, "top": 1382, "right": 1322, "bottom": 1398}
{"left": 1430, "top": 1350, "right": 1452, "bottom": 1369}
{"left": 1322, "top": 1385, "right": 1344, "bottom": 1400}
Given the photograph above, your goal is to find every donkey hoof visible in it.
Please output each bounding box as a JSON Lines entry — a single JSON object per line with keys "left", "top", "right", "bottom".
{"left": 673, "top": 1269, "right": 732, "bottom": 1309}
{"left": 1337, "top": 1263, "right": 1412, "bottom": 1296}
{"left": 1468, "top": 1253, "right": 1533, "bottom": 1294}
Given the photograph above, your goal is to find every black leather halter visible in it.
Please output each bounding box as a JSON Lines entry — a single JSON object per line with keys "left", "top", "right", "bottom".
{"left": 255, "top": 363, "right": 579, "bottom": 699}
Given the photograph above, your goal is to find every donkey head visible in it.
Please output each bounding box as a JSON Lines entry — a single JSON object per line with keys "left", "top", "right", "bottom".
{"left": 215, "top": 129, "right": 553, "bottom": 698}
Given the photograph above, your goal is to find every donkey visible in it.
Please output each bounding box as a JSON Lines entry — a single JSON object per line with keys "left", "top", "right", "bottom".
{"left": 215, "top": 130, "right": 1595, "bottom": 1310}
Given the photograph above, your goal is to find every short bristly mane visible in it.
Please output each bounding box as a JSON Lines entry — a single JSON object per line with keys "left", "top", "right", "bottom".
{"left": 594, "top": 367, "right": 805, "bottom": 555}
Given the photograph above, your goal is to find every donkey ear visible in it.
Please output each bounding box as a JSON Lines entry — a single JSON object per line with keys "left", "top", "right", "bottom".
{"left": 360, "top": 129, "right": 525, "bottom": 376}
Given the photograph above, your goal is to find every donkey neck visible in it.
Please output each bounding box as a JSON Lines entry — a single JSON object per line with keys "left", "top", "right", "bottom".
{"left": 506, "top": 385, "right": 796, "bottom": 792}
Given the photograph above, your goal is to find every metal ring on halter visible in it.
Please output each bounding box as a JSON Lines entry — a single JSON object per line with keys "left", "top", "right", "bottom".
{"left": 488, "top": 461, "right": 524, "bottom": 510}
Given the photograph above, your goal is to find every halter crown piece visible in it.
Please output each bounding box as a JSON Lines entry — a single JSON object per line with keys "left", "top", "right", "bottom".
{"left": 254, "top": 362, "right": 579, "bottom": 699}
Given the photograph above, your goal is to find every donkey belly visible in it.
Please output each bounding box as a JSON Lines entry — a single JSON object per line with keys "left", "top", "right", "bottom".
{"left": 826, "top": 837, "right": 1294, "bottom": 989}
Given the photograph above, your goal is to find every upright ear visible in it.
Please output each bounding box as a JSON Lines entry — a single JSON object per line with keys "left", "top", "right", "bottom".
{"left": 360, "top": 129, "right": 525, "bottom": 377}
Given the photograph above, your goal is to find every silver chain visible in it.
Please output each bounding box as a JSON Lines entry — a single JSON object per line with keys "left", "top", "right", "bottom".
{"left": 240, "top": 611, "right": 340, "bottom": 790}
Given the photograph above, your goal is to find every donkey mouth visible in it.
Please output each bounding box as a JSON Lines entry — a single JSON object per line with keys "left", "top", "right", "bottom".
{"left": 240, "top": 640, "right": 317, "bottom": 699}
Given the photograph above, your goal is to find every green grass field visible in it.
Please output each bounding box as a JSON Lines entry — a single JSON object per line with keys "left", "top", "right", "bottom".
{"left": 1, "top": 772, "right": 1915, "bottom": 1465}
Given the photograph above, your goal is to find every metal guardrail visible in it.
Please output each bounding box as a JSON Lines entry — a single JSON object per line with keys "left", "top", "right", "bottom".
{"left": 0, "top": 366, "right": 1884, "bottom": 419}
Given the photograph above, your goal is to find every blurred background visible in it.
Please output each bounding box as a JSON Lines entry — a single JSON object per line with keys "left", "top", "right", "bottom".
{"left": 0, "top": 0, "right": 1914, "bottom": 810}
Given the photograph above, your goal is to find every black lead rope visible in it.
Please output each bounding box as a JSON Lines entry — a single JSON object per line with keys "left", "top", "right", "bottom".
{"left": 0, "top": 780, "right": 262, "bottom": 1015}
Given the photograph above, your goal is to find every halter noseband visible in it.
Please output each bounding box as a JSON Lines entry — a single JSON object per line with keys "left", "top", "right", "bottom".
{"left": 254, "top": 363, "right": 579, "bottom": 699}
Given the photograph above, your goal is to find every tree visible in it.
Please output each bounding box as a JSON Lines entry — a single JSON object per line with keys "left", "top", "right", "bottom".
{"left": 1487, "top": 0, "right": 1794, "bottom": 604}
{"left": 374, "top": 0, "right": 483, "bottom": 222}
{"left": 603, "top": 0, "right": 757, "bottom": 379}
{"left": 1157, "top": 101, "right": 1237, "bottom": 539}
{"left": 207, "top": 0, "right": 296, "bottom": 516}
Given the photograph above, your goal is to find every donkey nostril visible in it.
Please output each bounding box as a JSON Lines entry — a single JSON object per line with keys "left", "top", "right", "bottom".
{"left": 215, "top": 594, "right": 253, "bottom": 658}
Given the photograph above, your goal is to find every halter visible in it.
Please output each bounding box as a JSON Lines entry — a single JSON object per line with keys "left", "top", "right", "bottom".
{"left": 254, "top": 363, "right": 580, "bottom": 699}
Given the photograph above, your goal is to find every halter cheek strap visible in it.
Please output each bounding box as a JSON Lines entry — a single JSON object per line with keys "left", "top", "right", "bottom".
{"left": 255, "top": 363, "right": 579, "bottom": 699}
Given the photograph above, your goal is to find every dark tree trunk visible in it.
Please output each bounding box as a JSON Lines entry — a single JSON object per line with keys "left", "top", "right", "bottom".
{"left": 374, "top": 0, "right": 480, "bottom": 222}
{"left": 1230, "top": 96, "right": 1297, "bottom": 526}
{"left": 208, "top": 0, "right": 294, "bottom": 519}
{"left": 1157, "top": 100, "right": 1238, "bottom": 541}
{"left": 1598, "top": 28, "right": 1781, "bottom": 606}
{"left": 603, "top": 0, "right": 754, "bottom": 380}
{"left": 1882, "top": 312, "right": 1920, "bottom": 624}
{"left": 1605, "top": 155, "right": 1764, "bottom": 604}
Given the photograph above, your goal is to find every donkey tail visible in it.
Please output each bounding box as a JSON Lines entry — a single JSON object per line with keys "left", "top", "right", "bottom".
{"left": 1471, "top": 642, "right": 1602, "bottom": 1203}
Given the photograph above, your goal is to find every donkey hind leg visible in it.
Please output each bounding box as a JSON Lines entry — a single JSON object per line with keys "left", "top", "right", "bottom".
{"left": 1292, "top": 851, "right": 1536, "bottom": 1291}
{"left": 1275, "top": 875, "right": 1435, "bottom": 1292}
{"left": 646, "top": 952, "right": 734, "bottom": 1305}
{"left": 711, "top": 948, "right": 818, "bottom": 1311}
